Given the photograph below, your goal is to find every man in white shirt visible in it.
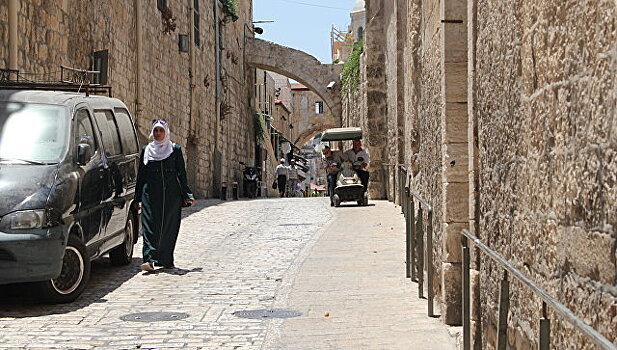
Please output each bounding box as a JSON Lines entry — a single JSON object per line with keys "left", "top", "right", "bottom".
{"left": 344, "top": 139, "right": 370, "bottom": 194}
{"left": 275, "top": 158, "right": 288, "bottom": 197}
{"left": 287, "top": 159, "right": 299, "bottom": 197}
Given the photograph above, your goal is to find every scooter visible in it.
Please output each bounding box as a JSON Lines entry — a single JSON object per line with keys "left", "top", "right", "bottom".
{"left": 240, "top": 162, "right": 260, "bottom": 198}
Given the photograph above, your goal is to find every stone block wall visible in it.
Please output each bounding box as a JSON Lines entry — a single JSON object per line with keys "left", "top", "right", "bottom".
{"left": 0, "top": 0, "right": 256, "bottom": 199}
{"left": 474, "top": 0, "right": 616, "bottom": 348}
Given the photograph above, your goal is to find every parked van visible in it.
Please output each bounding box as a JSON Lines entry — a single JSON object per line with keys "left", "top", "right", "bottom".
{"left": 0, "top": 88, "right": 140, "bottom": 303}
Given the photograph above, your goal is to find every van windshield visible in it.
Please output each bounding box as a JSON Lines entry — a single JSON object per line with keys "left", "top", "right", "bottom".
{"left": 0, "top": 102, "right": 68, "bottom": 164}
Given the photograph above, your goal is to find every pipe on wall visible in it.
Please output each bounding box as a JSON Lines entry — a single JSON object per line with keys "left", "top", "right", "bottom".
{"left": 135, "top": 0, "right": 143, "bottom": 128}
{"left": 8, "top": 0, "right": 18, "bottom": 70}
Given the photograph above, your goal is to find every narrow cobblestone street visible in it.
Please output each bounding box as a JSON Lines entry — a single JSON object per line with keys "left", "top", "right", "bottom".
{"left": 0, "top": 198, "right": 457, "bottom": 349}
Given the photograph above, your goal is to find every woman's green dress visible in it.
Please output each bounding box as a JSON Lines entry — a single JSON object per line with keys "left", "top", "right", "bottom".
{"left": 135, "top": 144, "right": 193, "bottom": 267}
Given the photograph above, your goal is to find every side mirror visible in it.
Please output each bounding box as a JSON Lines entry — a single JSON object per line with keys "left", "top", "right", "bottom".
{"left": 77, "top": 143, "right": 92, "bottom": 165}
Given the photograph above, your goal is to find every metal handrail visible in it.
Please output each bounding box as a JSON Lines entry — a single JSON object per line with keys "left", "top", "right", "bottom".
{"left": 400, "top": 177, "right": 436, "bottom": 318}
{"left": 461, "top": 229, "right": 616, "bottom": 350}
{"left": 411, "top": 191, "right": 433, "bottom": 212}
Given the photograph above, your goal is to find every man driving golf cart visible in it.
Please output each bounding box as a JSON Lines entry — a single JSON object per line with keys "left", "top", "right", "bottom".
{"left": 320, "top": 127, "right": 369, "bottom": 207}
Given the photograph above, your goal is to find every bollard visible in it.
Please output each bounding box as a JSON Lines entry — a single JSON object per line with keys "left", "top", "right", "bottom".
{"left": 221, "top": 183, "right": 227, "bottom": 200}
{"left": 232, "top": 182, "right": 238, "bottom": 200}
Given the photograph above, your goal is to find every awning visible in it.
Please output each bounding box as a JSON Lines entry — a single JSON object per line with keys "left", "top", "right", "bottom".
{"left": 310, "top": 183, "right": 326, "bottom": 191}
{"left": 321, "top": 127, "right": 363, "bottom": 141}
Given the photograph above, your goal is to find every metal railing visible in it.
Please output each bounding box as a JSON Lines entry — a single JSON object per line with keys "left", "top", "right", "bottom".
{"left": 461, "top": 229, "right": 617, "bottom": 350}
{"left": 399, "top": 166, "right": 436, "bottom": 318}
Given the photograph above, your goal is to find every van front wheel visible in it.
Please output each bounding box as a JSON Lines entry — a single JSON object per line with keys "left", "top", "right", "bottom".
{"left": 37, "top": 235, "right": 90, "bottom": 303}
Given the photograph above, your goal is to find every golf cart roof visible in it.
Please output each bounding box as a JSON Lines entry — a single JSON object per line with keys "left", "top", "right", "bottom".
{"left": 320, "top": 127, "right": 363, "bottom": 141}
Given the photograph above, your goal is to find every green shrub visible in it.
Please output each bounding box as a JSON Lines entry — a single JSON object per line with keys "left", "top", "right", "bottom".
{"left": 340, "top": 40, "right": 363, "bottom": 93}
{"left": 221, "top": 0, "right": 239, "bottom": 22}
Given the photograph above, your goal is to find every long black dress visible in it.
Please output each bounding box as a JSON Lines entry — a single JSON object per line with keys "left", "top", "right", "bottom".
{"left": 135, "top": 144, "right": 193, "bottom": 267}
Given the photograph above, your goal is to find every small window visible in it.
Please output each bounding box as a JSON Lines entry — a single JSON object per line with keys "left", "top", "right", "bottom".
{"left": 194, "top": 0, "right": 200, "bottom": 47}
{"left": 91, "top": 50, "right": 108, "bottom": 85}
{"left": 93, "top": 110, "right": 122, "bottom": 157}
{"left": 75, "top": 109, "right": 98, "bottom": 154}
{"left": 114, "top": 108, "right": 139, "bottom": 155}
{"left": 315, "top": 101, "right": 324, "bottom": 114}
{"left": 157, "top": 0, "right": 167, "bottom": 11}
{"left": 357, "top": 27, "right": 364, "bottom": 41}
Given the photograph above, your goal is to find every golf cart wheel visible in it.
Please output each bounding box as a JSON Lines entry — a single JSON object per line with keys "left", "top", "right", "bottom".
{"left": 36, "top": 235, "right": 91, "bottom": 303}
{"left": 109, "top": 214, "right": 136, "bottom": 266}
{"left": 333, "top": 194, "right": 341, "bottom": 207}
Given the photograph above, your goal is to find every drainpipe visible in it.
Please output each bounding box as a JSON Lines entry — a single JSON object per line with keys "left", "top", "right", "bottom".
{"left": 8, "top": 0, "right": 18, "bottom": 70}
{"left": 135, "top": 0, "right": 143, "bottom": 129}
{"left": 214, "top": 0, "right": 221, "bottom": 150}
{"left": 188, "top": 0, "right": 196, "bottom": 139}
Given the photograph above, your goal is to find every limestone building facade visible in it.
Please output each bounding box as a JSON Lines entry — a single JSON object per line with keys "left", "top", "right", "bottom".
{"left": 0, "top": 0, "right": 256, "bottom": 199}
{"left": 344, "top": 0, "right": 616, "bottom": 348}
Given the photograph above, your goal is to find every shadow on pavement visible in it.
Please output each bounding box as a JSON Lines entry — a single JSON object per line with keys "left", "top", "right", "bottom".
{"left": 0, "top": 256, "right": 143, "bottom": 318}
{"left": 142, "top": 267, "right": 203, "bottom": 276}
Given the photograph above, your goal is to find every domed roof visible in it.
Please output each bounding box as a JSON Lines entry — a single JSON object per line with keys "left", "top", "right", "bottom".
{"left": 351, "top": 0, "right": 365, "bottom": 13}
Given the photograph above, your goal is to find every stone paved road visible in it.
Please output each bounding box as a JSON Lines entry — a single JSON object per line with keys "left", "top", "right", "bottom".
{"left": 0, "top": 198, "right": 332, "bottom": 350}
{"left": 0, "top": 198, "right": 458, "bottom": 350}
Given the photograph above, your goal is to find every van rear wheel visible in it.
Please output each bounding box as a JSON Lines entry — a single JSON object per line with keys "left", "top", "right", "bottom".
{"left": 36, "top": 235, "right": 90, "bottom": 304}
{"left": 109, "top": 214, "right": 135, "bottom": 266}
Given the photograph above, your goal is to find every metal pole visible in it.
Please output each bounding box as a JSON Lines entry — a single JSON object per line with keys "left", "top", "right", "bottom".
{"left": 462, "top": 237, "right": 471, "bottom": 350}
{"left": 539, "top": 302, "right": 550, "bottom": 350}
{"left": 417, "top": 207, "right": 424, "bottom": 298}
{"left": 405, "top": 189, "right": 411, "bottom": 278}
{"left": 409, "top": 195, "right": 416, "bottom": 280}
{"left": 497, "top": 271, "right": 509, "bottom": 350}
{"left": 427, "top": 210, "right": 434, "bottom": 317}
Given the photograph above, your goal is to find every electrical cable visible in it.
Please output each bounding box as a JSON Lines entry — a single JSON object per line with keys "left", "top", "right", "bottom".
{"left": 273, "top": 0, "right": 349, "bottom": 11}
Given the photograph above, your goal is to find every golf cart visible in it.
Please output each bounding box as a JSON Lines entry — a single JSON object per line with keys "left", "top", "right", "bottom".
{"left": 321, "top": 127, "right": 368, "bottom": 207}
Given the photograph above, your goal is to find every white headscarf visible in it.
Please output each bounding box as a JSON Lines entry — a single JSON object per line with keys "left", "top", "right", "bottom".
{"left": 143, "top": 120, "right": 174, "bottom": 165}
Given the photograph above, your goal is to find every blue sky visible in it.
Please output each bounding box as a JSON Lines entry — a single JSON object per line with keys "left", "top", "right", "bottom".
{"left": 253, "top": 0, "right": 357, "bottom": 64}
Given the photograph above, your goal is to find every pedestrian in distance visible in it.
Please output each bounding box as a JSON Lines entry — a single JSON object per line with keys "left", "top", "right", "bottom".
{"left": 321, "top": 145, "right": 344, "bottom": 206}
{"left": 287, "top": 159, "right": 299, "bottom": 197}
{"left": 134, "top": 119, "right": 195, "bottom": 272}
{"left": 275, "top": 158, "right": 288, "bottom": 197}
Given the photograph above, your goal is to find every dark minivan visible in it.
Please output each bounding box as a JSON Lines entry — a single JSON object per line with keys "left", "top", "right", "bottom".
{"left": 0, "top": 89, "right": 140, "bottom": 303}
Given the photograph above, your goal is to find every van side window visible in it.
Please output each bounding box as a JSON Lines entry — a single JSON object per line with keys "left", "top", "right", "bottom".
{"left": 75, "top": 109, "right": 98, "bottom": 153}
{"left": 93, "top": 110, "right": 122, "bottom": 157}
{"left": 114, "top": 108, "right": 139, "bottom": 155}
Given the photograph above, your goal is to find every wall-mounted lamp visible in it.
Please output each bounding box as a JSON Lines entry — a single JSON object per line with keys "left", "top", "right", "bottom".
{"left": 254, "top": 26, "right": 264, "bottom": 34}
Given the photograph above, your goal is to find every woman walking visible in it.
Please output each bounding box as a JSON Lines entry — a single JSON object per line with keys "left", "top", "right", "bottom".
{"left": 134, "top": 120, "right": 195, "bottom": 271}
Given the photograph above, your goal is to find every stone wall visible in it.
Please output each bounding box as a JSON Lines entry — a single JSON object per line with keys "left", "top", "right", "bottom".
{"left": 0, "top": 0, "right": 256, "bottom": 199}
{"left": 474, "top": 0, "right": 616, "bottom": 348}
{"left": 350, "top": 0, "right": 615, "bottom": 347}
{"left": 290, "top": 87, "right": 336, "bottom": 147}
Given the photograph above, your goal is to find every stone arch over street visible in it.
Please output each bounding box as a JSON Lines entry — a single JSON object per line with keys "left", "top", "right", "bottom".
{"left": 246, "top": 37, "right": 343, "bottom": 145}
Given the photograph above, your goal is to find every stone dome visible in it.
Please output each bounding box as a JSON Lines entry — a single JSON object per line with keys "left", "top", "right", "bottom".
{"left": 351, "top": 0, "right": 365, "bottom": 14}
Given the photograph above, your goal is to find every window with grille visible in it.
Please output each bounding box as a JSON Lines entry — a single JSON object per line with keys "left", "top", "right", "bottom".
{"left": 315, "top": 101, "right": 324, "bottom": 114}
